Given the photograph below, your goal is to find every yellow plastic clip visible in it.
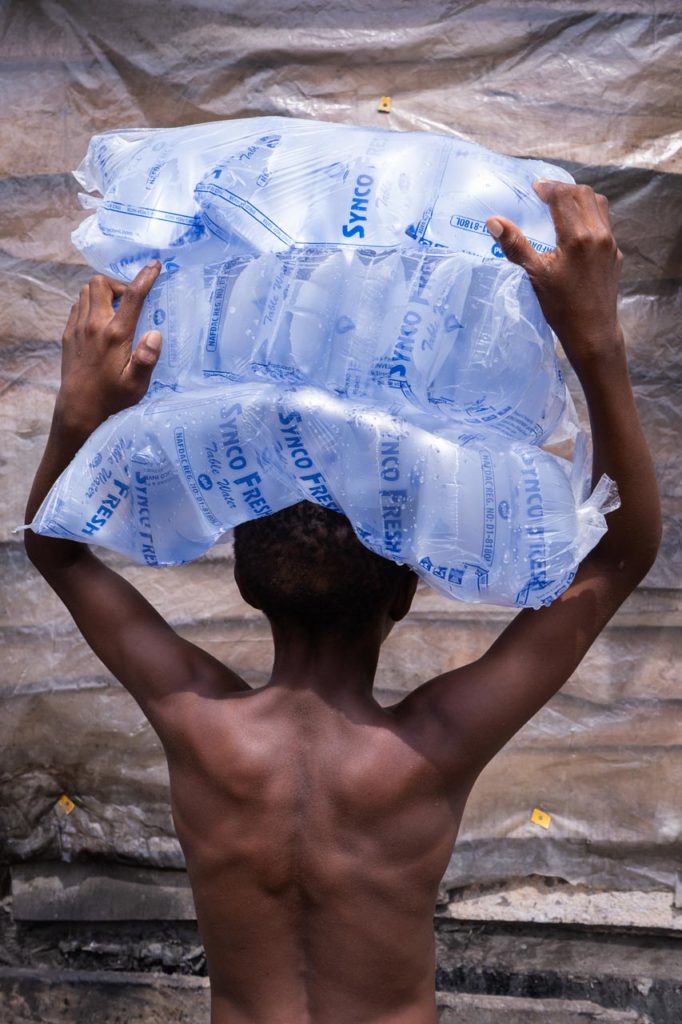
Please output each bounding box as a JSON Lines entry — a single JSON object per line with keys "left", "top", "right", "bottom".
{"left": 530, "top": 807, "right": 551, "bottom": 829}
{"left": 57, "top": 793, "right": 76, "bottom": 815}
{"left": 377, "top": 96, "right": 392, "bottom": 114}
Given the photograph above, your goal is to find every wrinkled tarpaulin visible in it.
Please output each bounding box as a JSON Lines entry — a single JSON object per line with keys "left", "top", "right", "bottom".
{"left": 1, "top": 0, "right": 680, "bottom": 893}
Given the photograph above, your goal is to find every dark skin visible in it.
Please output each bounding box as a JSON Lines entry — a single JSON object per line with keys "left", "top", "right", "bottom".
{"left": 25, "top": 183, "right": 661, "bottom": 1024}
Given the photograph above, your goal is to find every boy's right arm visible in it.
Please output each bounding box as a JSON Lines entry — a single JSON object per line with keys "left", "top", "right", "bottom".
{"left": 404, "top": 182, "right": 662, "bottom": 774}
{"left": 25, "top": 268, "right": 249, "bottom": 736}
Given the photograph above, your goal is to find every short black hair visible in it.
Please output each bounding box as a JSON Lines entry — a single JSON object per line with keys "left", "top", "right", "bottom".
{"left": 233, "top": 501, "right": 411, "bottom": 629}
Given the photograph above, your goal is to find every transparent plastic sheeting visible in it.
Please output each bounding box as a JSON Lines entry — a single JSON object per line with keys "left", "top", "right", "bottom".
{"left": 30, "top": 118, "right": 617, "bottom": 608}
{"left": 2, "top": 0, "right": 680, "bottom": 893}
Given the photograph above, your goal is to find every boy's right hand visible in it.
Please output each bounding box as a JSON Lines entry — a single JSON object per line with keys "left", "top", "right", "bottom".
{"left": 56, "top": 262, "right": 163, "bottom": 435}
{"left": 486, "top": 181, "right": 624, "bottom": 373}
{"left": 25, "top": 261, "right": 165, "bottom": 564}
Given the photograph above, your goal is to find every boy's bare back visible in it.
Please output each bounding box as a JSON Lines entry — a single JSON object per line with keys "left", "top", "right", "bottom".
{"left": 167, "top": 682, "right": 468, "bottom": 1024}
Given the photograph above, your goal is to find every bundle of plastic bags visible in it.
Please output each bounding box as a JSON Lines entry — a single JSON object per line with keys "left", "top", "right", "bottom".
{"left": 31, "top": 117, "right": 618, "bottom": 608}
{"left": 72, "top": 116, "right": 571, "bottom": 277}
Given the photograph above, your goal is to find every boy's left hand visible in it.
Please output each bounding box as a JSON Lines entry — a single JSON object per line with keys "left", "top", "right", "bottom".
{"left": 56, "top": 261, "right": 163, "bottom": 434}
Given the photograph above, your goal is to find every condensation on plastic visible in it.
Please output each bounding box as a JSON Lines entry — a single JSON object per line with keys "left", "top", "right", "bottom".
{"left": 1, "top": 0, "right": 680, "bottom": 895}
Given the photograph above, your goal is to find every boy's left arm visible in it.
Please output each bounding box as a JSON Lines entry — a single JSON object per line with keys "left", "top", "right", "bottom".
{"left": 24, "top": 265, "right": 249, "bottom": 732}
{"left": 399, "top": 183, "right": 661, "bottom": 778}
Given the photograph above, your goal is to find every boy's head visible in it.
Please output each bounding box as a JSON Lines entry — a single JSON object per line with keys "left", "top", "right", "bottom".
{"left": 233, "top": 502, "right": 417, "bottom": 635}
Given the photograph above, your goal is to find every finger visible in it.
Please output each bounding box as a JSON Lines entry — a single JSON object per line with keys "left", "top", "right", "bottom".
{"left": 534, "top": 179, "right": 583, "bottom": 239}
{"left": 104, "top": 278, "right": 130, "bottom": 318}
{"left": 486, "top": 216, "right": 542, "bottom": 273}
{"left": 88, "top": 274, "right": 120, "bottom": 324}
{"left": 534, "top": 180, "right": 602, "bottom": 242}
{"left": 76, "top": 283, "right": 90, "bottom": 328}
{"left": 575, "top": 183, "right": 607, "bottom": 230}
{"left": 594, "top": 192, "right": 612, "bottom": 232}
{"left": 112, "top": 261, "right": 162, "bottom": 338}
{"left": 89, "top": 274, "right": 129, "bottom": 300}
{"left": 63, "top": 300, "right": 79, "bottom": 338}
{"left": 124, "top": 330, "right": 163, "bottom": 387}
{"left": 105, "top": 276, "right": 128, "bottom": 297}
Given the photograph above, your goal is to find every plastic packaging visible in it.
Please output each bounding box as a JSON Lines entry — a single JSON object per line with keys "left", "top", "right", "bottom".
{"left": 72, "top": 117, "right": 574, "bottom": 278}
{"left": 31, "top": 382, "right": 617, "bottom": 608}
{"left": 30, "top": 117, "right": 617, "bottom": 607}
{"left": 133, "top": 246, "right": 567, "bottom": 444}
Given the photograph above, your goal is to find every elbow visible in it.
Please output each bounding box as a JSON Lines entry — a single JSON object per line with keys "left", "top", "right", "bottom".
{"left": 635, "top": 507, "right": 664, "bottom": 582}
{"left": 612, "top": 526, "right": 662, "bottom": 589}
{"left": 635, "top": 524, "right": 663, "bottom": 584}
{"left": 23, "top": 527, "right": 53, "bottom": 578}
{"left": 23, "top": 527, "right": 41, "bottom": 568}
{"left": 591, "top": 515, "right": 662, "bottom": 592}
{"left": 23, "top": 497, "right": 43, "bottom": 567}
{"left": 23, "top": 526, "right": 85, "bottom": 583}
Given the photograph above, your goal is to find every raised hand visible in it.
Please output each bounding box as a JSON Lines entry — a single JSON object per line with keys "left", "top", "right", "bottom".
{"left": 56, "top": 262, "right": 163, "bottom": 432}
{"left": 488, "top": 178, "right": 660, "bottom": 580}
{"left": 486, "top": 181, "right": 624, "bottom": 370}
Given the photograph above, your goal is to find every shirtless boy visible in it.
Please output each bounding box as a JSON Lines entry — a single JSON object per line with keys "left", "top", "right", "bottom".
{"left": 25, "top": 181, "right": 661, "bottom": 1024}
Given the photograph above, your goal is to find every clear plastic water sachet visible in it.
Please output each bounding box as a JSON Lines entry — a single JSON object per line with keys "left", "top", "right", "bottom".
{"left": 30, "top": 116, "right": 618, "bottom": 608}
{"left": 32, "top": 383, "right": 617, "bottom": 608}
{"left": 72, "top": 117, "right": 573, "bottom": 278}
{"left": 133, "top": 246, "right": 568, "bottom": 444}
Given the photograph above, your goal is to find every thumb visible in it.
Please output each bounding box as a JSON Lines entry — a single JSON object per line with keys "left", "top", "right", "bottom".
{"left": 486, "top": 216, "right": 541, "bottom": 273}
{"left": 125, "top": 330, "right": 162, "bottom": 389}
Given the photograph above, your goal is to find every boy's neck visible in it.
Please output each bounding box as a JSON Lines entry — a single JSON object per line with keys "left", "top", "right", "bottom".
{"left": 266, "top": 619, "right": 384, "bottom": 703}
